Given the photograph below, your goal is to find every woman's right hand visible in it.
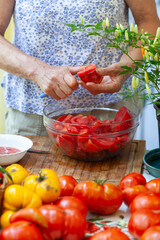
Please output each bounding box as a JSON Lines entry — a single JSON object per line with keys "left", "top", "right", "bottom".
{"left": 34, "top": 61, "right": 84, "bottom": 100}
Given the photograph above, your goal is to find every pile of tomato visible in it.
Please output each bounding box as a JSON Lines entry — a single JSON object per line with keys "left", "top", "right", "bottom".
{"left": 47, "top": 106, "right": 135, "bottom": 160}
{"left": 0, "top": 164, "right": 160, "bottom": 239}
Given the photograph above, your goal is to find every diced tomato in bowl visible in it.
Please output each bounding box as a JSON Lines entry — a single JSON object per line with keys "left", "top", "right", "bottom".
{"left": 43, "top": 101, "right": 140, "bottom": 161}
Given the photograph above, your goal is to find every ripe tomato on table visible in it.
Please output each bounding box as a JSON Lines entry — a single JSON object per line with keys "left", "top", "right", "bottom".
{"left": 128, "top": 209, "right": 160, "bottom": 239}
{"left": 140, "top": 226, "right": 160, "bottom": 240}
{"left": 73, "top": 181, "right": 123, "bottom": 214}
{"left": 145, "top": 178, "right": 160, "bottom": 194}
{"left": 59, "top": 175, "right": 78, "bottom": 197}
{"left": 23, "top": 168, "right": 61, "bottom": 203}
{"left": 90, "top": 227, "right": 130, "bottom": 240}
{"left": 55, "top": 196, "right": 88, "bottom": 217}
{"left": 130, "top": 192, "right": 160, "bottom": 213}
{"left": 62, "top": 208, "right": 87, "bottom": 240}
{"left": 39, "top": 205, "right": 65, "bottom": 240}
{"left": 119, "top": 172, "right": 146, "bottom": 191}
{"left": 0, "top": 221, "right": 43, "bottom": 240}
{"left": 123, "top": 185, "right": 147, "bottom": 206}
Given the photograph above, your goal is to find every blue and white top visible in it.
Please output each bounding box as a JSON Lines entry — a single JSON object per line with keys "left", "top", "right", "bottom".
{"left": 2, "top": 0, "right": 130, "bottom": 115}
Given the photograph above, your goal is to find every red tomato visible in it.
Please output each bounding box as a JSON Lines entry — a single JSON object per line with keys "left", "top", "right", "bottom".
{"left": 77, "top": 64, "right": 102, "bottom": 84}
{"left": 55, "top": 196, "right": 88, "bottom": 218}
{"left": 59, "top": 175, "right": 78, "bottom": 197}
{"left": 119, "top": 172, "right": 146, "bottom": 191}
{"left": 114, "top": 106, "right": 134, "bottom": 131}
{"left": 140, "top": 225, "right": 160, "bottom": 240}
{"left": 130, "top": 192, "right": 160, "bottom": 213}
{"left": 56, "top": 134, "right": 76, "bottom": 155}
{"left": 0, "top": 171, "right": 3, "bottom": 185}
{"left": 39, "top": 204, "right": 65, "bottom": 240}
{"left": 114, "top": 106, "right": 133, "bottom": 122}
{"left": 73, "top": 181, "right": 123, "bottom": 215}
{"left": 63, "top": 208, "right": 87, "bottom": 240}
{"left": 128, "top": 209, "right": 160, "bottom": 239}
{"left": 123, "top": 185, "right": 147, "bottom": 206}
{"left": 92, "top": 137, "right": 116, "bottom": 150}
{"left": 145, "top": 178, "right": 160, "bottom": 194}
{"left": 90, "top": 227, "right": 130, "bottom": 240}
{"left": 77, "top": 136, "right": 100, "bottom": 152}
{"left": 77, "top": 64, "right": 96, "bottom": 78}
{"left": 10, "top": 208, "right": 48, "bottom": 228}
{"left": 57, "top": 114, "right": 73, "bottom": 123}
{"left": 0, "top": 221, "right": 43, "bottom": 240}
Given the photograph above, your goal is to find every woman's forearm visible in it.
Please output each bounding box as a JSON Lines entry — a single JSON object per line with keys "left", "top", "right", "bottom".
{"left": 0, "top": 34, "right": 44, "bottom": 83}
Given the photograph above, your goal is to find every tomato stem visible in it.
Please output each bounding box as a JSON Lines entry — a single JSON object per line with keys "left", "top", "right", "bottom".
{"left": 94, "top": 179, "right": 107, "bottom": 185}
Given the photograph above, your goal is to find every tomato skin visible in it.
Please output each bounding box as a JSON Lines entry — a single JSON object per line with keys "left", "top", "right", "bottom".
{"left": 55, "top": 196, "right": 88, "bottom": 218}
{"left": 73, "top": 181, "right": 123, "bottom": 215}
{"left": 130, "top": 192, "right": 160, "bottom": 213}
{"left": 0, "top": 221, "right": 43, "bottom": 240}
{"left": 6, "top": 164, "right": 29, "bottom": 185}
{"left": 59, "top": 175, "right": 78, "bottom": 197}
{"left": 140, "top": 226, "right": 160, "bottom": 240}
{"left": 63, "top": 208, "right": 87, "bottom": 240}
{"left": 145, "top": 178, "right": 160, "bottom": 194}
{"left": 123, "top": 185, "right": 147, "bottom": 206}
{"left": 119, "top": 172, "right": 146, "bottom": 191}
{"left": 10, "top": 208, "right": 48, "bottom": 228}
{"left": 23, "top": 169, "right": 61, "bottom": 204}
{"left": 38, "top": 205, "right": 65, "bottom": 240}
{"left": 128, "top": 209, "right": 160, "bottom": 239}
{"left": 90, "top": 227, "right": 130, "bottom": 240}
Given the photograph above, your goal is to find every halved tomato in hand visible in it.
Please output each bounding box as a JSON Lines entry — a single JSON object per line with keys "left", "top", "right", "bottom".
{"left": 77, "top": 64, "right": 102, "bottom": 84}
{"left": 73, "top": 181, "right": 123, "bottom": 215}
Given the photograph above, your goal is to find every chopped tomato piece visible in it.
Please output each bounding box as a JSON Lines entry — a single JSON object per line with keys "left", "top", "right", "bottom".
{"left": 78, "top": 136, "right": 100, "bottom": 152}
{"left": 77, "top": 64, "right": 102, "bottom": 84}
{"left": 92, "top": 137, "right": 116, "bottom": 150}
{"left": 77, "top": 64, "right": 96, "bottom": 78}
{"left": 114, "top": 106, "right": 134, "bottom": 122}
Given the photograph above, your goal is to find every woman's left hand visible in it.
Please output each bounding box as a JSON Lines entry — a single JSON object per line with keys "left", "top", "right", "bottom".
{"left": 79, "top": 62, "right": 131, "bottom": 95}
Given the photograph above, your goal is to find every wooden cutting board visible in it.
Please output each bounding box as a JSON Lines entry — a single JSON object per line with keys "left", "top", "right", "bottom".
{"left": 18, "top": 136, "right": 145, "bottom": 185}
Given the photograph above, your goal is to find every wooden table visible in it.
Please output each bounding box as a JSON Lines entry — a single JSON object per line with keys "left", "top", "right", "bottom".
{"left": 18, "top": 136, "right": 146, "bottom": 185}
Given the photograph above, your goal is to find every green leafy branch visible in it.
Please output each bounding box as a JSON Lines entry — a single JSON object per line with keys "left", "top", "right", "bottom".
{"left": 64, "top": 17, "right": 160, "bottom": 107}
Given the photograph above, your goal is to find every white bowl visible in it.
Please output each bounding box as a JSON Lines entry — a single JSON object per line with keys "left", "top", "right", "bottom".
{"left": 0, "top": 134, "right": 33, "bottom": 166}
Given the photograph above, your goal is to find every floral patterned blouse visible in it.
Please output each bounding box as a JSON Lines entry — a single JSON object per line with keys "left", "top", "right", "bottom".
{"left": 2, "top": 0, "right": 130, "bottom": 115}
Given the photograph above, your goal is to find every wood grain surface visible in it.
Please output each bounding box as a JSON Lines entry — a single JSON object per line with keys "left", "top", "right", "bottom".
{"left": 17, "top": 136, "right": 145, "bottom": 185}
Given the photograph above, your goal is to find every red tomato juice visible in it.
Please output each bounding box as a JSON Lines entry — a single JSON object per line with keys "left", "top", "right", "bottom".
{"left": 0, "top": 147, "right": 21, "bottom": 154}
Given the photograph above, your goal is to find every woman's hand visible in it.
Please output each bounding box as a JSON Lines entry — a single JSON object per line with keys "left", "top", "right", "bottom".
{"left": 34, "top": 62, "right": 84, "bottom": 100}
{"left": 79, "top": 62, "right": 131, "bottom": 95}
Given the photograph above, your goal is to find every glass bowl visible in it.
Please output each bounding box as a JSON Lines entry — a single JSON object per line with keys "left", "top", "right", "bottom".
{"left": 43, "top": 101, "right": 140, "bottom": 161}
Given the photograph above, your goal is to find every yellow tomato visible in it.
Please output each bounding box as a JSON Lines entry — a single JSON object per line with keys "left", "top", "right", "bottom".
{"left": 23, "top": 169, "right": 61, "bottom": 203}
{"left": 0, "top": 210, "right": 14, "bottom": 228}
{"left": 6, "top": 164, "right": 29, "bottom": 184}
{"left": 3, "top": 184, "right": 42, "bottom": 211}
